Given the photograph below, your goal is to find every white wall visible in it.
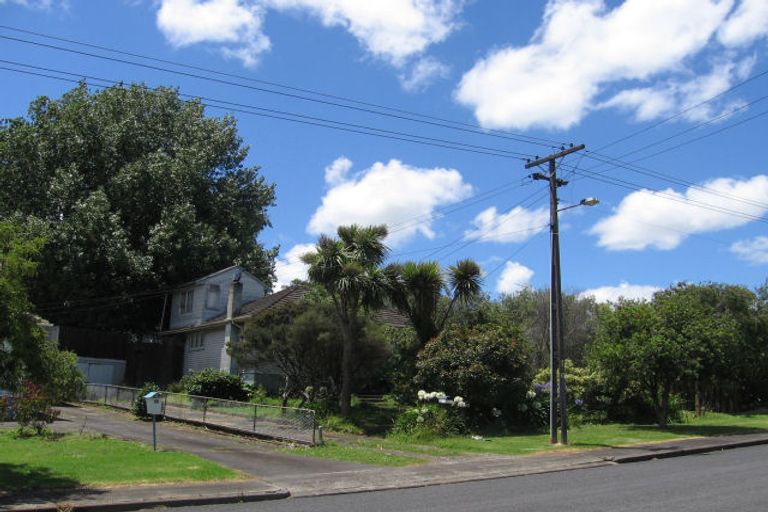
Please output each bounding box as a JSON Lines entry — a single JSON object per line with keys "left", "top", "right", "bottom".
{"left": 182, "top": 328, "right": 228, "bottom": 374}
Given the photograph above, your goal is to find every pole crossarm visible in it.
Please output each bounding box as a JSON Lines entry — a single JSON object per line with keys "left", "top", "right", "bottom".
{"left": 525, "top": 144, "right": 586, "bottom": 169}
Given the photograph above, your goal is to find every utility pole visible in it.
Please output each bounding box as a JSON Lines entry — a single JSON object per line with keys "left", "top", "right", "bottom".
{"left": 526, "top": 144, "right": 585, "bottom": 445}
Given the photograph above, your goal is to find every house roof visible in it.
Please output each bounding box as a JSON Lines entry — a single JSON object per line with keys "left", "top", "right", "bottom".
{"left": 170, "top": 265, "right": 265, "bottom": 291}
{"left": 161, "top": 284, "right": 410, "bottom": 335}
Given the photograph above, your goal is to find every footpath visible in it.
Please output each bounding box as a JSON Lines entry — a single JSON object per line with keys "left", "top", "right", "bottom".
{"left": 3, "top": 404, "right": 768, "bottom": 511}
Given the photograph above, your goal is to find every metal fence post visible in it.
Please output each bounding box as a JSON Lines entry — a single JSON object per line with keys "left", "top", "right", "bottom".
{"left": 103, "top": 384, "right": 108, "bottom": 405}
{"left": 252, "top": 404, "right": 257, "bottom": 431}
{"left": 203, "top": 398, "right": 208, "bottom": 423}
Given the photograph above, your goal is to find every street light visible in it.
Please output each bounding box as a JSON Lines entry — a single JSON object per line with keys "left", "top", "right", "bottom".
{"left": 552, "top": 196, "right": 599, "bottom": 445}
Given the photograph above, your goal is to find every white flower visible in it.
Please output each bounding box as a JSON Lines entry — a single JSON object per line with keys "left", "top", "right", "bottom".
{"left": 518, "top": 403, "right": 528, "bottom": 412}
{"left": 527, "top": 390, "right": 536, "bottom": 399}
{"left": 417, "top": 390, "right": 427, "bottom": 400}
{"left": 492, "top": 407, "right": 502, "bottom": 418}
{"left": 436, "top": 391, "right": 447, "bottom": 400}
{"left": 416, "top": 415, "right": 424, "bottom": 423}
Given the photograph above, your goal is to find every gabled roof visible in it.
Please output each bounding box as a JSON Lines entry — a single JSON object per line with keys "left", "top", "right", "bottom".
{"left": 170, "top": 265, "right": 265, "bottom": 291}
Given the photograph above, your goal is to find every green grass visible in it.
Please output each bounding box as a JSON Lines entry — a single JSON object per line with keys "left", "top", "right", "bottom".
{"left": 279, "top": 440, "right": 424, "bottom": 467}
{"left": 291, "top": 410, "right": 768, "bottom": 465}
{"left": 0, "top": 431, "right": 241, "bottom": 493}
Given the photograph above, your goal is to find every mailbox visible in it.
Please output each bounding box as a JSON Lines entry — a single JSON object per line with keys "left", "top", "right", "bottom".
{"left": 143, "top": 391, "right": 164, "bottom": 416}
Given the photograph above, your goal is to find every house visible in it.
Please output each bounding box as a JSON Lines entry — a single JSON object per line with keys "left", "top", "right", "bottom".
{"left": 160, "top": 266, "right": 267, "bottom": 375}
{"left": 160, "top": 266, "right": 410, "bottom": 390}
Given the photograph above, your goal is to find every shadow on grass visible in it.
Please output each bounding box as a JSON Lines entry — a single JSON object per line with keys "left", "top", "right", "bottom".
{"left": 0, "top": 462, "right": 85, "bottom": 493}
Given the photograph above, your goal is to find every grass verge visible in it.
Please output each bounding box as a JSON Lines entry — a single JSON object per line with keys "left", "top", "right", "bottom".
{"left": 0, "top": 430, "right": 241, "bottom": 493}
{"left": 294, "top": 411, "right": 768, "bottom": 465}
{"left": 279, "top": 440, "right": 424, "bottom": 467}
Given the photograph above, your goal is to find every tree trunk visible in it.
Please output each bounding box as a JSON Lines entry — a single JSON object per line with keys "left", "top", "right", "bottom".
{"left": 339, "top": 322, "right": 354, "bottom": 418}
{"left": 657, "top": 381, "right": 671, "bottom": 428}
{"left": 694, "top": 380, "right": 701, "bottom": 417}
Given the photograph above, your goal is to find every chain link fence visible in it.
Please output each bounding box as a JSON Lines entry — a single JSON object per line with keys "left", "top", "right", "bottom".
{"left": 84, "top": 383, "right": 316, "bottom": 445}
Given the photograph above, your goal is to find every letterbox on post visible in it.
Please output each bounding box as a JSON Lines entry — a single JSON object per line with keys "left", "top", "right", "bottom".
{"left": 143, "top": 391, "right": 163, "bottom": 416}
{"left": 143, "top": 391, "right": 163, "bottom": 451}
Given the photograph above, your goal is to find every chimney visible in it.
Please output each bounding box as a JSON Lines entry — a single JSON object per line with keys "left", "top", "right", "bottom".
{"left": 226, "top": 272, "right": 243, "bottom": 320}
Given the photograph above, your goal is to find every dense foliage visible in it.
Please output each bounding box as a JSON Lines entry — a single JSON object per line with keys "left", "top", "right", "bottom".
{"left": 416, "top": 323, "right": 532, "bottom": 424}
{"left": 232, "top": 295, "right": 391, "bottom": 406}
{"left": 0, "top": 83, "right": 276, "bottom": 331}
{"left": 589, "top": 284, "right": 752, "bottom": 426}
{"left": 131, "top": 381, "right": 161, "bottom": 419}
{"left": 178, "top": 369, "right": 248, "bottom": 402}
{"left": 0, "top": 221, "right": 84, "bottom": 400}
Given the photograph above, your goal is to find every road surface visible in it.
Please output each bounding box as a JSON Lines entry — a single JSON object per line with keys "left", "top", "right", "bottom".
{"left": 145, "top": 444, "right": 768, "bottom": 511}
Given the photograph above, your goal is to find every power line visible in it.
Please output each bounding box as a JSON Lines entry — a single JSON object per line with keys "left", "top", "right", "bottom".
{"left": 567, "top": 165, "right": 768, "bottom": 226}
{"left": 0, "top": 31, "right": 563, "bottom": 150}
{"left": 594, "top": 65, "right": 768, "bottom": 153}
{"left": 0, "top": 63, "right": 531, "bottom": 160}
{"left": 0, "top": 24, "right": 566, "bottom": 147}
{"left": 582, "top": 152, "right": 768, "bottom": 211}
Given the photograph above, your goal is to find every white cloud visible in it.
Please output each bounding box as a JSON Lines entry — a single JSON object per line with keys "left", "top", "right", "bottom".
{"left": 308, "top": 158, "right": 473, "bottom": 247}
{"left": 399, "top": 56, "right": 450, "bottom": 92}
{"left": 269, "top": 0, "right": 463, "bottom": 66}
{"left": 590, "top": 175, "right": 768, "bottom": 250}
{"left": 274, "top": 242, "right": 315, "bottom": 290}
{"left": 719, "top": 0, "right": 768, "bottom": 47}
{"left": 495, "top": 261, "right": 534, "bottom": 295}
{"left": 465, "top": 206, "right": 549, "bottom": 243}
{"left": 156, "top": 0, "right": 271, "bottom": 67}
{"left": 579, "top": 281, "right": 661, "bottom": 303}
{"left": 324, "top": 156, "right": 353, "bottom": 186}
{"left": 600, "top": 57, "right": 754, "bottom": 122}
{"left": 154, "top": 0, "right": 462, "bottom": 70}
{"left": 455, "top": 0, "right": 736, "bottom": 130}
{"left": 730, "top": 236, "right": 768, "bottom": 264}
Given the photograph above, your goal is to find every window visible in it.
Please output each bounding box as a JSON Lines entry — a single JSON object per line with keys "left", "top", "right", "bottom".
{"left": 187, "top": 333, "right": 204, "bottom": 350}
{"left": 205, "top": 284, "right": 220, "bottom": 309}
{"left": 179, "top": 289, "right": 194, "bottom": 314}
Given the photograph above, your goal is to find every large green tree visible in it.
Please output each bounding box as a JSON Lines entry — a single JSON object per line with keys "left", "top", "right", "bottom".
{"left": 302, "top": 225, "right": 389, "bottom": 417}
{"left": 0, "top": 83, "right": 276, "bottom": 330}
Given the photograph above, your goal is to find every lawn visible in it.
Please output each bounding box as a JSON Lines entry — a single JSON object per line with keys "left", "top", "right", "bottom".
{"left": 286, "top": 411, "right": 768, "bottom": 466}
{"left": 0, "top": 431, "right": 241, "bottom": 493}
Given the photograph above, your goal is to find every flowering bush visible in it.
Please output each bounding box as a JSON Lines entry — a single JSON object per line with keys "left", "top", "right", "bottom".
{"left": 393, "top": 390, "right": 468, "bottom": 436}
{"left": 415, "top": 324, "right": 532, "bottom": 425}
{"left": 14, "top": 380, "right": 59, "bottom": 435}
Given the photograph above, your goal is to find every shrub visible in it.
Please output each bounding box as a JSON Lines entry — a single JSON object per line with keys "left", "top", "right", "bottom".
{"left": 415, "top": 324, "right": 532, "bottom": 425}
{"left": 392, "top": 403, "right": 466, "bottom": 437}
{"left": 131, "top": 382, "right": 161, "bottom": 419}
{"left": 533, "top": 360, "right": 607, "bottom": 422}
{"left": 14, "top": 380, "right": 59, "bottom": 435}
{"left": 179, "top": 369, "right": 248, "bottom": 401}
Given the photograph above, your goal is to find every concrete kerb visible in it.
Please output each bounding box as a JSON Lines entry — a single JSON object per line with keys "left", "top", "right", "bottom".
{"left": 603, "top": 434, "right": 768, "bottom": 464}
{"left": 0, "top": 482, "right": 290, "bottom": 512}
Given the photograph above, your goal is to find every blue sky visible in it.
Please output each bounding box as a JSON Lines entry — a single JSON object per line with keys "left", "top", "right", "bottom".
{"left": 2, "top": 0, "right": 767, "bottom": 302}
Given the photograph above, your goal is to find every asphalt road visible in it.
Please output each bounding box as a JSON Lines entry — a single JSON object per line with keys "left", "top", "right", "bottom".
{"left": 148, "top": 444, "right": 768, "bottom": 512}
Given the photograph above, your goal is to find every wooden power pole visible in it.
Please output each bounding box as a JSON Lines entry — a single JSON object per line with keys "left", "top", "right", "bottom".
{"left": 525, "top": 144, "right": 585, "bottom": 445}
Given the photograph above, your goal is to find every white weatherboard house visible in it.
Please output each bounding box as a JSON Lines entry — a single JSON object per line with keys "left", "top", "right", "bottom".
{"left": 160, "top": 266, "right": 266, "bottom": 375}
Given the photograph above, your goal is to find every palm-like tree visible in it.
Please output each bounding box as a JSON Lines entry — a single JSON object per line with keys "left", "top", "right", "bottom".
{"left": 302, "top": 224, "right": 389, "bottom": 417}
{"left": 387, "top": 258, "right": 483, "bottom": 348}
